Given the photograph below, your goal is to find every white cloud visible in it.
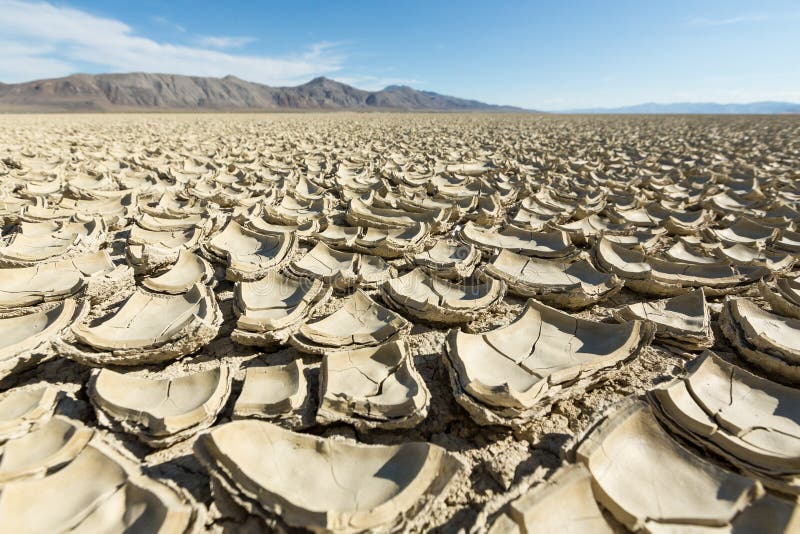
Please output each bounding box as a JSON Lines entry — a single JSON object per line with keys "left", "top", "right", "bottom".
{"left": 196, "top": 35, "right": 258, "bottom": 49}
{"left": 0, "top": 41, "right": 76, "bottom": 81}
{"left": 0, "top": 0, "right": 344, "bottom": 84}
{"left": 152, "top": 16, "right": 186, "bottom": 34}
{"left": 688, "top": 14, "right": 768, "bottom": 27}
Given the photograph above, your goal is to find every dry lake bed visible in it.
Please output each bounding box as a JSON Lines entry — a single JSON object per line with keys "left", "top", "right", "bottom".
{"left": 1, "top": 113, "right": 799, "bottom": 532}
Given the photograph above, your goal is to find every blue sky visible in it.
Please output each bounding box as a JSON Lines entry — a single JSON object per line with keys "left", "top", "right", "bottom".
{"left": 0, "top": 0, "right": 798, "bottom": 110}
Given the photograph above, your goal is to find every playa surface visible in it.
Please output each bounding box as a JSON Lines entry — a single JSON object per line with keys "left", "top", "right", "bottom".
{"left": 1, "top": 113, "right": 798, "bottom": 533}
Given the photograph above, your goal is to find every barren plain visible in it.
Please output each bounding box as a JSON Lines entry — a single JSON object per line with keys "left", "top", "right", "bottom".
{"left": 1, "top": 113, "right": 799, "bottom": 533}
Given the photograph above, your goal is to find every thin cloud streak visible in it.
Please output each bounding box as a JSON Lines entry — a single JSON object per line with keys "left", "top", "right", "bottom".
{"left": 196, "top": 35, "right": 258, "bottom": 49}
{"left": 152, "top": 16, "right": 186, "bottom": 33}
{"left": 688, "top": 14, "right": 768, "bottom": 27}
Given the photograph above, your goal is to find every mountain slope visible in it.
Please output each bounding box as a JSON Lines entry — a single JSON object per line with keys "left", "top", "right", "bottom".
{"left": 561, "top": 101, "right": 800, "bottom": 114}
{"left": 0, "top": 73, "right": 525, "bottom": 112}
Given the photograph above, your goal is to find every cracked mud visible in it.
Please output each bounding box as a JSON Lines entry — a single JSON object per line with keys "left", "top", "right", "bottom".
{"left": 1, "top": 113, "right": 799, "bottom": 533}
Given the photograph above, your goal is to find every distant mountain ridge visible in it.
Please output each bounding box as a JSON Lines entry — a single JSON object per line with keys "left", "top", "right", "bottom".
{"left": 0, "top": 73, "right": 526, "bottom": 112}
{"left": 561, "top": 101, "right": 800, "bottom": 114}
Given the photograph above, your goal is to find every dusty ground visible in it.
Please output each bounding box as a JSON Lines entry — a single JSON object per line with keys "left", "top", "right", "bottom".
{"left": 1, "top": 113, "right": 798, "bottom": 533}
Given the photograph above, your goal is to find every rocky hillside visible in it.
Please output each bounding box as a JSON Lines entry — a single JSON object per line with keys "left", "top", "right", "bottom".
{"left": 0, "top": 73, "right": 525, "bottom": 112}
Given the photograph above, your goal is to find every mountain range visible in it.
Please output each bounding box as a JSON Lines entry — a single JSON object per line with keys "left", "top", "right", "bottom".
{"left": 0, "top": 73, "right": 524, "bottom": 112}
{"left": 561, "top": 101, "right": 800, "bottom": 114}
{"left": 1, "top": 73, "right": 797, "bottom": 114}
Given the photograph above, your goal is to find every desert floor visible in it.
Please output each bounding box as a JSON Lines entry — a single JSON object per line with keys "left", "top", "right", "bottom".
{"left": 1, "top": 113, "right": 799, "bottom": 533}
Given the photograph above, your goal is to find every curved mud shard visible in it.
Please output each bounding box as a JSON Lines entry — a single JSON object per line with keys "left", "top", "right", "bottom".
{"left": 194, "top": 419, "right": 462, "bottom": 533}
{"left": 571, "top": 399, "right": 798, "bottom": 532}
{"left": 482, "top": 249, "right": 621, "bottom": 310}
{"left": 232, "top": 271, "right": 331, "bottom": 348}
{"left": 651, "top": 351, "right": 800, "bottom": 495}
{"left": 232, "top": 360, "right": 311, "bottom": 428}
{"left": 0, "top": 440, "right": 200, "bottom": 533}
{"left": 317, "top": 340, "right": 430, "bottom": 430}
{"left": 0, "top": 299, "right": 83, "bottom": 380}
{"left": 290, "top": 290, "right": 411, "bottom": 355}
{"left": 381, "top": 268, "right": 506, "bottom": 325}
{"left": 56, "top": 283, "right": 223, "bottom": 366}
{"left": 613, "top": 288, "right": 713, "bottom": 350}
{"left": 0, "top": 386, "right": 59, "bottom": 441}
{"left": 444, "top": 299, "right": 654, "bottom": 426}
{"left": 88, "top": 366, "right": 232, "bottom": 447}
{"left": 720, "top": 296, "right": 800, "bottom": 383}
